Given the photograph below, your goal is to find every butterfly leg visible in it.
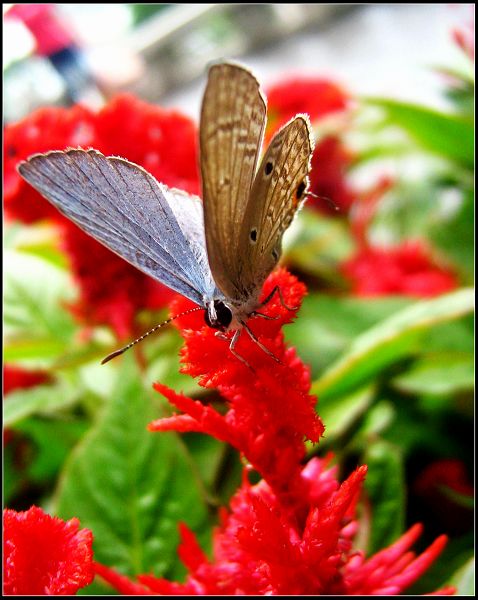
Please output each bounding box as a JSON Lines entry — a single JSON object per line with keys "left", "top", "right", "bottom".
{"left": 249, "top": 311, "right": 280, "bottom": 320}
{"left": 214, "top": 331, "right": 229, "bottom": 341}
{"left": 241, "top": 321, "right": 282, "bottom": 365}
{"left": 229, "top": 329, "right": 255, "bottom": 371}
{"left": 259, "top": 285, "right": 299, "bottom": 312}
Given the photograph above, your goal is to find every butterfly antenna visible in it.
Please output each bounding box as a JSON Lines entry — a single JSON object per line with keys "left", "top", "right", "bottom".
{"left": 306, "top": 191, "right": 340, "bottom": 212}
{"left": 101, "top": 306, "right": 204, "bottom": 364}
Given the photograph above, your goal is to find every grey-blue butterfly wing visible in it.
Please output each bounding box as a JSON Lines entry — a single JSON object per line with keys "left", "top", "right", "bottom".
{"left": 17, "top": 149, "right": 218, "bottom": 306}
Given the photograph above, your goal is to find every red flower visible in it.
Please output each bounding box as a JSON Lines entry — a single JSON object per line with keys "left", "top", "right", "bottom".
{"left": 340, "top": 175, "right": 457, "bottom": 298}
{"left": 106, "top": 269, "right": 449, "bottom": 596}
{"left": 309, "top": 136, "right": 357, "bottom": 214}
{"left": 149, "top": 268, "right": 324, "bottom": 495}
{"left": 266, "top": 76, "right": 349, "bottom": 138}
{"left": 3, "top": 365, "right": 52, "bottom": 395}
{"left": 3, "top": 505, "right": 94, "bottom": 595}
{"left": 94, "top": 95, "right": 200, "bottom": 196}
{"left": 96, "top": 459, "right": 452, "bottom": 595}
{"left": 265, "top": 76, "right": 356, "bottom": 216}
{"left": 341, "top": 240, "right": 458, "bottom": 298}
{"left": 4, "top": 105, "right": 96, "bottom": 224}
{"left": 4, "top": 94, "right": 200, "bottom": 337}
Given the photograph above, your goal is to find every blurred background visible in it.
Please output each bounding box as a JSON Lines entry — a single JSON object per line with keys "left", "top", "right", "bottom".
{"left": 3, "top": 3, "right": 473, "bottom": 122}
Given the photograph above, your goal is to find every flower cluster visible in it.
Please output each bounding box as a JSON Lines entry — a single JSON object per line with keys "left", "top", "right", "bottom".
{"left": 150, "top": 269, "right": 324, "bottom": 494}
{"left": 4, "top": 95, "right": 199, "bottom": 337}
{"left": 266, "top": 76, "right": 348, "bottom": 135}
{"left": 91, "top": 269, "right": 452, "bottom": 595}
{"left": 3, "top": 506, "right": 94, "bottom": 595}
{"left": 341, "top": 240, "right": 458, "bottom": 298}
{"left": 4, "top": 74, "right": 460, "bottom": 594}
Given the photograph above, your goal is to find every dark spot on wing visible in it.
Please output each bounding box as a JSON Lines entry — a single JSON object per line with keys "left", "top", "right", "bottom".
{"left": 296, "top": 180, "right": 306, "bottom": 199}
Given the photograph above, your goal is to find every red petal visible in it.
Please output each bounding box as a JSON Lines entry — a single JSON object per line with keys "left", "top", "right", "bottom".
{"left": 3, "top": 506, "right": 94, "bottom": 595}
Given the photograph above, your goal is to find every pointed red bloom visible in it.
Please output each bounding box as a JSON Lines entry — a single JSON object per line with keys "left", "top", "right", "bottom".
{"left": 342, "top": 523, "right": 452, "bottom": 595}
{"left": 4, "top": 105, "right": 96, "bottom": 224}
{"left": 341, "top": 171, "right": 458, "bottom": 299}
{"left": 94, "top": 94, "right": 200, "bottom": 196}
{"left": 3, "top": 506, "right": 94, "bottom": 595}
{"left": 96, "top": 459, "right": 452, "bottom": 595}
{"left": 133, "top": 269, "right": 451, "bottom": 595}
{"left": 341, "top": 240, "right": 458, "bottom": 298}
{"left": 149, "top": 268, "right": 324, "bottom": 495}
{"left": 3, "top": 365, "right": 52, "bottom": 395}
{"left": 266, "top": 76, "right": 349, "bottom": 139}
{"left": 309, "top": 135, "right": 357, "bottom": 214}
{"left": 4, "top": 94, "right": 200, "bottom": 337}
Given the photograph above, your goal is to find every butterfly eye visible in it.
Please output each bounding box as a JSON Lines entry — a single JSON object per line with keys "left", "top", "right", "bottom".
{"left": 264, "top": 161, "right": 273, "bottom": 175}
{"left": 250, "top": 229, "right": 257, "bottom": 243}
{"left": 205, "top": 300, "right": 233, "bottom": 331}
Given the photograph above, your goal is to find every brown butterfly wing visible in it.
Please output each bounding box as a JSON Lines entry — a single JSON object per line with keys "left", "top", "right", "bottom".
{"left": 200, "top": 62, "right": 267, "bottom": 301}
{"left": 238, "top": 115, "right": 314, "bottom": 296}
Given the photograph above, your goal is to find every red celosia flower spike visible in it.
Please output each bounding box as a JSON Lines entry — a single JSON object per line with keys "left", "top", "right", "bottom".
{"left": 266, "top": 76, "right": 349, "bottom": 138}
{"left": 150, "top": 268, "right": 325, "bottom": 495}
{"left": 341, "top": 240, "right": 458, "bottom": 298}
{"left": 3, "top": 365, "right": 52, "bottom": 395}
{"left": 343, "top": 524, "right": 451, "bottom": 595}
{"left": 94, "top": 562, "right": 154, "bottom": 596}
{"left": 308, "top": 136, "right": 357, "bottom": 214}
{"left": 4, "top": 105, "right": 96, "bottom": 224}
{"left": 97, "top": 458, "right": 452, "bottom": 595}
{"left": 93, "top": 94, "right": 200, "bottom": 196}
{"left": 3, "top": 506, "right": 94, "bottom": 595}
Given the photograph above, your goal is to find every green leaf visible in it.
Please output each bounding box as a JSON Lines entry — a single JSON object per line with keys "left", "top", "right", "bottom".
{"left": 358, "top": 399, "right": 396, "bottom": 439}
{"left": 286, "top": 293, "right": 411, "bottom": 378}
{"left": 312, "top": 288, "right": 474, "bottom": 401}
{"left": 54, "top": 356, "right": 212, "bottom": 580}
{"left": 429, "top": 187, "right": 474, "bottom": 283}
{"left": 315, "top": 385, "right": 375, "bottom": 446}
{"left": 363, "top": 440, "right": 405, "bottom": 554}
{"left": 284, "top": 209, "right": 355, "bottom": 284}
{"left": 450, "top": 557, "right": 475, "bottom": 595}
{"left": 364, "top": 98, "right": 474, "bottom": 168}
{"left": 392, "top": 352, "right": 474, "bottom": 396}
{"left": 15, "top": 418, "right": 88, "bottom": 482}
{"left": 3, "top": 444, "right": 21, "bottom": 505}
{"left": 3, "top": 382, "right": 81, "bottom": 427}
{"left": 4, "top": 249, "right": 77, "bottom": 363}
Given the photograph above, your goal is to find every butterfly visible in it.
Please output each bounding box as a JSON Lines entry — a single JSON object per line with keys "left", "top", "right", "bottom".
{"left": 17, "top": 62, "right": 314, "bottom": 367}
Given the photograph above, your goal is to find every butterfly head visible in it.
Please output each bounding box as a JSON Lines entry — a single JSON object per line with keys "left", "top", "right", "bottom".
{"left": 205, "top": 299, "right": 233, "bottom": 332}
